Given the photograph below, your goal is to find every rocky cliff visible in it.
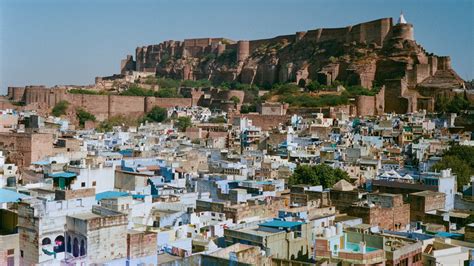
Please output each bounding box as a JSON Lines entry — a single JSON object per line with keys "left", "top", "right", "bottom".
{"left": 121, "top": 16, "right": 466, "bottom": 113}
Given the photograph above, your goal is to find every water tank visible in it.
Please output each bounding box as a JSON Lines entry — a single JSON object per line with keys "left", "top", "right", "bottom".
{"left": 6, "top": 177, "right": 16, "bottom": 187}
{"left": 336, "top": 223, "right": 343, "bottom": 235}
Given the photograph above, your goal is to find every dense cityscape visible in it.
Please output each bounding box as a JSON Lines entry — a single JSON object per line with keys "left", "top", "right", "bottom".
{"left": 0, "top": 6, "right": 473, "bottom": 266}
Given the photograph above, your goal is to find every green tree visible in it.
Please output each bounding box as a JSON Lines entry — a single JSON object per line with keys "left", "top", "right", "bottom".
{"left": 120, "top": 85, "right": 154, "bottom": 96}
{"left": 444, "top": 145, "right": 474, "bottom": 169}
{"left": 175, "top": 116, "right": 192, "bottom": 132}
{"left": 208, "top": 116, "right": 227, "bottom": 123}
{"left": 154, "top": 88, "right": 182, "bottom": 98}
{"left": 52, "top": 100, "right": 70, "bottom": 117}
{"left": 431, "top": 145, "right": 474, "bottom": 190}
{"left": 68, "top": 88, "right": 105, "bottom": 95}
{"left": 230, "top": 96, "right": 240, "bottom": 106}
{"left": 435, "top": 94, "right": 470, "bottom": 114}
{"left": 240, "top": 104, "right": 257, "bottom": 114}
{"left": 447, "top": 94, "right": 469, "bottom": 113}
{"left": 144, "top": 107, "right": 168, "bottom": 123}
{"left": 289, "top": 164, "right": 350, "bottom": 188}
{"left": 432, "top": 155, "right": 472, "bottom": 190}
{"left": 76, "top": 108, "right": 96, "bottom": 127}
{"left": 306, "top": 81, "right": 322, "bottom": 92}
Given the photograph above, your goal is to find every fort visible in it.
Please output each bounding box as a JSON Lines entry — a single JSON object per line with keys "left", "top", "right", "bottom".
{"left": 5, "top": 85, "right": 248, "bottom": 121}
{"left": 4, "top": 15, "right": 467, "bottom": 116}
{"left": 121, "top": 15, "right": 465, "bottom": 114}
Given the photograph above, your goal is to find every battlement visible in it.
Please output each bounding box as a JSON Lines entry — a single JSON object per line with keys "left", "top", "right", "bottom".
{"left": 131, "top": 17, "right": 403, "bottom": 73}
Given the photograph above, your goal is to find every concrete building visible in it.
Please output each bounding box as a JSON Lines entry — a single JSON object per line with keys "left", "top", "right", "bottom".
{"left": 224, "top": 220, "right": 311, "bottom": 261}
{"left": 422, "top": 238, "right": 470, "bottom": 266}
{"left": 65, "top": 206, "right": 128, "bottom": 265}
{"left": 372, "top": 169, "right": 456, "bottom": 211}
{"left": 347, "top": 193, "right": 411, "bottom": 231}
{"left": 408, "top": 190, "right": 446, "bottom": 222}
{"left": 17, "top": 188, "right": 96, "bottom": 265}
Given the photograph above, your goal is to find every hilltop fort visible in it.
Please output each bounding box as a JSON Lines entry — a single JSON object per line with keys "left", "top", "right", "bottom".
{"left": 121, "top": 14, "right": 465, "bottom": 113}
{"left": 5, "top": 15, "right": 468, "bottom": 118}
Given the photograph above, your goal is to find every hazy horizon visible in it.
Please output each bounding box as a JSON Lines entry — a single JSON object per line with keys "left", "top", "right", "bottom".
{"left": 1, "top": 0, "right": 473, "bottom": 93}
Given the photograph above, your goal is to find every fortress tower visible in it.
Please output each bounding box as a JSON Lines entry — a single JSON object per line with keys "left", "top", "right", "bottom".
{"left": 391, "top": 12, "right": 414, "bottom": 41}
{"left": 236, "top": 40, "right": 250, "bottom": 62}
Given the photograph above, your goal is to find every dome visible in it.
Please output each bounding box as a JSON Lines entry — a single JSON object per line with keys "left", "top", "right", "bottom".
{"left": 398, "top": 12, "right": 407, "bottom": 24}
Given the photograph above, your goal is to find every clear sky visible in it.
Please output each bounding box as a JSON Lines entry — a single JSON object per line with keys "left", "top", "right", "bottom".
{"left": 0, "top": 0, "right": 473, "bottom": 93}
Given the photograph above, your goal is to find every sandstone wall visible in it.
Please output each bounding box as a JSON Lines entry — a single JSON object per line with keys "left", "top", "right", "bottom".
{"left": 109, "top": 95, "right": 146, "bottom": 118}
{"left": 68, "top": 94, "right": 109, "bottom": 121}
{"left": 145, "top": 97, "right": 193, "bottom": 111}
{"left": 238, "top": 114, "right": 289, "bottom": 131}
{"left": 7, "top": 87, "right": 26, "bottom": 102}
{"left": 356, "top": 96, "right": 376, "bottom": 117}
{"left": 304, "top": 18, "right": 392, "bottom": 46}
{"left": 0, "top": 132, "right": 54, "bottom": 167}
{"left": 16, "top": 87, "right": 193, "bottom": 121}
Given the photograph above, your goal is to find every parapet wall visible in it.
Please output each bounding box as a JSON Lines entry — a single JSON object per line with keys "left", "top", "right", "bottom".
{"left": 10, "top": 87, "right": 194, "bottom": 121}
{"left": 356, "top": 86, "right": 385, "bottom": 116}
{"left": 302, "top": 18, "right": 393, "bottom": 46}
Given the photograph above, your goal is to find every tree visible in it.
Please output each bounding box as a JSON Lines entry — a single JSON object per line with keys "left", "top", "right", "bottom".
{"left": 230, "top": 96, "right": 240, "bottom": 106}
{"left": 52, "top": 101, "right": 70, "bottom": 117}
{"left": 208, "top": 116, "right": 227, "bottom": 123}
{"left": 432, "top": 155, "right": 471, "bottom": 190}
{"left": 154, "top": 88, "right": 182, "bottom": 98}
{"left": 447, "top": 94, "right": 469, "bottom": 113}
{"left": 431, "top": 145, "right": 474, "bottom": 190}
{"left": 144, "top": 107, "right": 167, "bottom": 123}
{"left": 306, "top": 80, "right": 322, "bottom": 92}
{"left": 76, "top": 108, "right": 96, "bottom": 127}
{"left": 435, "top": 94, "right": 469, "bottom": 114}
{"left": 175, "top": 116, "right": 192, "bottom": 132}
{"left": 120, "top": 85, "right": 154, "bottom": 96}
{"left": 289, "top": 164, "right": 350, "bottom": 188}
{"left": 240, "top": 104, "right": 257, "bottom": 114}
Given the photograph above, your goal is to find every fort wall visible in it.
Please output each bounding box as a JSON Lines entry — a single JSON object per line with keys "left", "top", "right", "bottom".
{"left": 355, "top": 86, "right": 385, "bottom": 116}
{"left": 437, "top": 56, "right": 451, "bottom": 70}
{"left": 7, "top": 87, "right": 26, "bottom": 102}
{"left": 390, "top": 23, "right": 414, "bottom": 41}
{"left": 10, "top": 87, "right": 193, "bottom": 121}
{"left": 132, "top": 18, "right": 396, "bottom": 75}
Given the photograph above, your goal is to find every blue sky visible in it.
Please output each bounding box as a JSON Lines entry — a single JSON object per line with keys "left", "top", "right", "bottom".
{"left": 0, "top": 0, "right": 473, "bottom": 93}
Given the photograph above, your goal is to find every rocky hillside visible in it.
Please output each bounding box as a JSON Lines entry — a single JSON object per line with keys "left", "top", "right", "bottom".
{"left": 120, "top": 17, "right": 467, "bottom": 113}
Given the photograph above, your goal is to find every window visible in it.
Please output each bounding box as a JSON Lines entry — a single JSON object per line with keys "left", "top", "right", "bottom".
{"left": 7, "top": 249, "right": 14, "bottom": 255}
{"left": 42, "top": 238, "right": 51, "bottom": 245}
{"left": 81, "top": 182, "right": 86, "bottom": 187}
{"left": 76, "top": 199, "right": 82, "bottom": 207}
{"left": 92, "top": 181, "right": 96, "bottom": 187}
{"left": 20, "top": 250, "right": 23, "bottom": 257}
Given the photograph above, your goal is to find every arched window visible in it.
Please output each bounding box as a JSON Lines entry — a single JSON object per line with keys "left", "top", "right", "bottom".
{"left": 42, "top": 237, "right": 51, "bottom": 245}
{"left": 54, "top": 235, "right": 65, "bottom": 253}
{"left": 73, "top": 238, "right": 79, "bottom": 257}
{"left": 80, "top": 239, "right": 86, "bottom": 256}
